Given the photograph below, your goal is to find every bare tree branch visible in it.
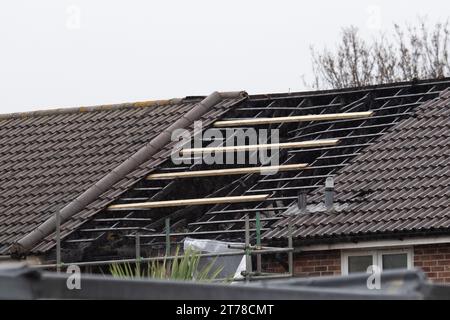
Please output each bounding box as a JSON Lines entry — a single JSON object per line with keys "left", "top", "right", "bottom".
{"left": 306, "top": 19, "right": 450, "bottom": 89}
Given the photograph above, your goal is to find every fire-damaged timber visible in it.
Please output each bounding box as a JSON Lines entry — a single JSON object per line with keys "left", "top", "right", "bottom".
{"left": 146, "top": 164, "right": 308, "bottom": 180}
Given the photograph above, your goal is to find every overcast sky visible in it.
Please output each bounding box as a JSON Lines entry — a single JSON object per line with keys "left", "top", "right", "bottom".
{"left": 0, "top": 0, "right": 448, "bottom": 113}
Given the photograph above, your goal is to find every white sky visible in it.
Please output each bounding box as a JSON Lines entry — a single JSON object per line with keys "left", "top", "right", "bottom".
{"left": 0, "top": 0, "right": 449, "bottom": 113}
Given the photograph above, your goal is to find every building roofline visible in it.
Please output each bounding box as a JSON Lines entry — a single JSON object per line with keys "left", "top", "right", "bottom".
{"left": 0, "top": 91, "right": 248, "bottom": 121}
{"left": 249, "top": 77, "right": 450, "bottom": 100}
{"left": 297, "top": 235, "right": 450, "bottom": 252}
{"left": 5, "top": 77, "right": 450, "bottom": 121}
{"left": 0, "top": 97, "right": 193, "bottom": 121}
{"left": 10, "top": 91, "right": 247, "bottom": 256}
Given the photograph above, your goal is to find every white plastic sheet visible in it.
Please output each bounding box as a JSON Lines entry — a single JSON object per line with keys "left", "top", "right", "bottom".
{"left": 184, "top": 237, "right": 246, "bottom": 280}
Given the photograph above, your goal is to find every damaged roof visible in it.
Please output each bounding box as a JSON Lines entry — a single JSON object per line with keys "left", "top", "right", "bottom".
{"left": 265, "top": 88, "right": 450, "bottom": 241}
{"left": 82, "top": 78, "right": 450, "bottom": 253}
{"left": 0, "top": 78, "right": 449, "bottom": 257}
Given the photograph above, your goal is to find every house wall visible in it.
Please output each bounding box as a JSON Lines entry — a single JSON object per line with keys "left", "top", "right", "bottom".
{"left": 414, "top": 243, "right": 450, "bottom": 283}
{"left": 292, "top": 250, "right": 341, "bottom": 277}
{"left": 261, "top": 250, "right": 341, "bottom": 278}
{"left": 262, "top": 243, "right": 450, "bottom": 283}
{"left": 262, "top": 250, "right": 341, "bottom": 277}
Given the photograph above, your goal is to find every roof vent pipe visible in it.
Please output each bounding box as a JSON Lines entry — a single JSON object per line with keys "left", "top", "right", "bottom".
{"left": 324, "top": 177, "right": 334, "bottom": 211}
{"left": 12, "top": 91, "right": 246, "bottom": 255}
{"left": 297, "top": 192, "right": 307, "bottom": 213}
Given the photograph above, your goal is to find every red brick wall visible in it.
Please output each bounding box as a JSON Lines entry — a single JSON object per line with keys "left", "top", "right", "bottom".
{"left": 293, "top": 250, "right": 341, "bottom": 277}
{"left": 262, "top": 250, "right": 341, "bottom": 277}
{"left": 414, "top": 243, "right": 450, "bottom": 284}
{"left": 263, "top": 243, "right": 450, "bottom": 283}
{"left": 262, "top": 242, "right": 450, "bottom": 283}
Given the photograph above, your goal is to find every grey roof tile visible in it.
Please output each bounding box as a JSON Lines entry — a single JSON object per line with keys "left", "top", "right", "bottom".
{"left": 267, "top": 93, "right": 450, "bottom": 241}
{"left": 0, "top": 95, "right": 243, "bottom": 254}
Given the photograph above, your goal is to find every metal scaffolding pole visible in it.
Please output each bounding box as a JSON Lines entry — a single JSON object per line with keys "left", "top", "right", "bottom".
{"left": 256, "top": 212, "right": 262, "bottom": 274}
{"left": 32, "top": 247, "right": 293, "bottom": 269}
{"left": 55, "top": 210, "right": 61, "bottom": 274}
{"left": 165, "top": 218, "right": 171, "bottom": 256}
{"left": 288, "top": 223, "right": 293, "bottom": 276}
{"left": 135, "top": 233, "right": 141, "bottom": 275}
{"left": 244, "top": 215, "right": 252, "bottom": 283}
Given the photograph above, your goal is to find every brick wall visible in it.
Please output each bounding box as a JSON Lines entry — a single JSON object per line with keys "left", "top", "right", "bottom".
{"left": 293, "top": 250, "right": 341, "bottom": 277}
{"left": 262, "top": 242, "right": 450, "bottom": 283}
{"left": 414, "top": 243, "right": 450, "bottom": 284}
{"left": 262, "top": 250, "right": 341, "bottom": 277}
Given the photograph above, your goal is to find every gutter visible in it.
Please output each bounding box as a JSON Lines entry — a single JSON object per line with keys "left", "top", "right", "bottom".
{"left": 11, "top": 91, "right": 247, "bottom": 256}
{"left": 297, "top": 236, "right": 450, "bottom": 252}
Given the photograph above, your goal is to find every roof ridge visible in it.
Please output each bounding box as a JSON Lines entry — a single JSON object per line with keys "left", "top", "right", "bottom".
{"left": 0, "top": 97, "right": 188, "bottom": 121}
{"left": 250, "top": 77, "right": 450, "bottom": 99}
{"left": 0, "top": 91, "right": 247, "bottom": 121}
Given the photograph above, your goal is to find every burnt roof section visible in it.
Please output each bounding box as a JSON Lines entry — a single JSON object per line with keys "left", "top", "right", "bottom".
{"left": 0, "top": 94, "right": 246, "bottom": 254}
{"left": 265, "top": 88, "right": 450, "bottom": 242}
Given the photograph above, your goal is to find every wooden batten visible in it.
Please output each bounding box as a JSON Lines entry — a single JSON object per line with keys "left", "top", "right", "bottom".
{"left": 213, "top": 111, "right": 374, "bottom": 127}
{"left": 147, "top": 163, "right": 308, "bottom": 180}
{"left": 107, "top": 194, "right": 270, "bottom": 210}
{"left": 181, "top": 139, "right": 339, "bottom": 155}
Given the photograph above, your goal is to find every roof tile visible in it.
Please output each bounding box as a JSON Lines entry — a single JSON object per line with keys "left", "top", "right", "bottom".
{"left": 267, "top": 93, "right": 450, "bottom": 241}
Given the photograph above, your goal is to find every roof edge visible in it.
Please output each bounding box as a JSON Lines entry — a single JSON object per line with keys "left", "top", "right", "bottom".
{"left": 1, "top": 91, "right": 247, "bottom": 121}
{"left": 250, "top": 77, "right": 450, "bottom": 100}
{"left": 0, "top": 98, "right": 188, "bottom": 121}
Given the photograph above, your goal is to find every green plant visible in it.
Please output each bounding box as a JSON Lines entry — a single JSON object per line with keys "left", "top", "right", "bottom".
{"left": 109, "top": 247, "right": 223, "bottom": 282}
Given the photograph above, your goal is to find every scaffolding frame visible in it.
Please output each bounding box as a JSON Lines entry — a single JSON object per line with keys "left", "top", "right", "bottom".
{"left": 40, "top": 213, "right": 294, "bottom": 282}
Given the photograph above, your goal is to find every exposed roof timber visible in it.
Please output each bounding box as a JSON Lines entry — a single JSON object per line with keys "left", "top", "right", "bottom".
{"left": 287, "top": 110, "right": 415, "bottom": 136}
{"left": 147, "top": 163, "right": 308, "bottom": 180}
{"left": 288, "top": 122, "right": 395, "bottom": 141}
{"left": 213, "top": 111, "right": 373, "bottom": 127}
{"left": 80, "top": 227, "right": 155, "bottom": 233}
{"left": 65, "top": 238, "right": 97, "bottom": 243}
{"left": 93, "top": 218, "right": 153, "bottom": 223}
{"left": 189, "top": 217, "right": 281, "bottom": 226}
{"left": 259, "top": 175, "right": 332, "bottom": 185}
{"left": 234, "top": 102, "right": 343, "bottom": 112}
{"left": 249, "top": 78, "right": 450, "bottom": 101}
{"left": 135, "top": 228, "right": 271, "bottom": 239}
{"left": 207, "top": 206, "right": 290, "bottom": 215}
{"left": 107, "top": 194, "right": 270, "bottom": 210}
{"left": 181, "top": 139, "right": 339, "bottom": 155}
{"left": 247, "top": 184, "right": 322, "bottom": 193}
{"left": 287, "top": 143, "right": 371, "bottom": 154}
{"left": 373, "top": 90, "right": 441, "bottom": 101}
{"left": 133, "top": 187, "right": 163, "bottom": 192}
